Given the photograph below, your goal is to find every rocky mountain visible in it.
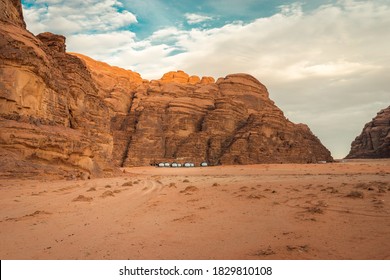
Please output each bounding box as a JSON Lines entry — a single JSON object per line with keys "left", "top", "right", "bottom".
{"left": 346, "top": 106, "right": 390, "bottom": 159}
{"left": 0, "top": 0, "right": 332, "bottom": 178}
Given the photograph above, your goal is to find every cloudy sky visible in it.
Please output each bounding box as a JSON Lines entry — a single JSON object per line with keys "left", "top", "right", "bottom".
{"left": 22, "top": 0, "right": 390, "bottom": 159}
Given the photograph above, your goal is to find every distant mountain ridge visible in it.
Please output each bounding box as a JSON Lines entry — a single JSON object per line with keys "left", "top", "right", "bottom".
{"left": 0, "top": 0, "right": 332, "bottom": 178}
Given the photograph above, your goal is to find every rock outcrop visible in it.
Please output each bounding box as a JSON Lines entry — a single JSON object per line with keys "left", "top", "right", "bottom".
{"left": 346, "top": 106, "right": 390, "bottom": 159}
{"left": 0, "top": 0, "right": 26, "bottom": 29}
{"left": 76, "top": 58, "right": 333, "bottom": 166}
{"left": 0, "top": 0, "right": 115, "bottom": 178}
{"left": 0, "top": 0, "right": 333, "bottom": 177}
{"left": 160, "top": 70, "right": 214, "bottom": 85}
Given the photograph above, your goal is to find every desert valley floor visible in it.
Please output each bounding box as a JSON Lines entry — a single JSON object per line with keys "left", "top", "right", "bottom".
{"left": 0, "top": 160, "right": 389, "bottom": 260}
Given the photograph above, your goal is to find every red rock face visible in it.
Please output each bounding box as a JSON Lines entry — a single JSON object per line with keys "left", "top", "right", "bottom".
{"left": 0, "top": 0, "right": 26, "bottom": 29}
{"left": 76, "top": 56, "right": 333, "bottom": 166}
{"left": 0, "top": 1, "right": 114, "bottom": 178}
{"left": 0, "top": 0, "right": 333, "bottom": 177}
{"left": 37, "top": 32, "right": 66, "bottom": 53}
{"left": 116, "top": 73, "right": 333, "bottom": 166}
{"left": 346, "top": 106, "right": 390, "bottom": 159}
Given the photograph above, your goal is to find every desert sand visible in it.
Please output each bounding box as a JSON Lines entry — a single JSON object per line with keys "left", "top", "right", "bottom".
{"left": 0, "top": 160, "right": 389, "bottom": 260}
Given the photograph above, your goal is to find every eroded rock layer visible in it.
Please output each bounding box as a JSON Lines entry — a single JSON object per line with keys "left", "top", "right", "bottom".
{"left": 0, "top": 0, "right": 114, "bottom": 177}
{"left": 346, "top": 106, "right": 390, "bottom": 159}
{"left": 77, "top": 59, "right": 333, "bottom": 166}
{"left": 0, "top": 0, "right": 333, "bottom": 177}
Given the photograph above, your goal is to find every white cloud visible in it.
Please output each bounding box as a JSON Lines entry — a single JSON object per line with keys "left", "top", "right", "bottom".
{"left": 278, "top": 2, "right": 304, "bottom": 17}
{"left": 148, "top": 27, "right": 187, "bottom": 44}
{"left": 67, "top": 31, "right": 136, "bottom": 58}
{"left": 185, "top": 13, "right": 213, "bottom": 24}
{"left": 23, "top": 0, "right": 137, "bottom": 36}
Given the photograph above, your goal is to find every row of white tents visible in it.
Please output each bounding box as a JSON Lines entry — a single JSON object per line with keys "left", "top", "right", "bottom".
{"left": 155, "top": 162, "right": 208, "bottom": 168}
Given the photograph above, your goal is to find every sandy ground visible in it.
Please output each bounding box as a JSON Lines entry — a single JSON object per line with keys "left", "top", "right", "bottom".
{"left": 0, "top": 160, "right": 389, "bottom": 260}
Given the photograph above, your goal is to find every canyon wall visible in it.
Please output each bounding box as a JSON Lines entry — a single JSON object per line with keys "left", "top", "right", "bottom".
{"left": 0, "top": 0, "right": 116, "bottom": 177}
{"left": 76, "top": 57, "right": 333, "bottom": 167}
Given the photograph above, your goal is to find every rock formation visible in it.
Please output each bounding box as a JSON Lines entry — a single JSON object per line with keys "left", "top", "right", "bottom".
{"left": 0, "top": 0, "right": 25, "bottom": 29}
{"left": 0, "top": 0, "right": 333, "bottom": 178}
{"left": 75, "top": 61, "right": 333, "bottom": 167}
{"left": 346, "top": 106, "right": 390, "bottom": 159}
{"left": 0, "top": 0, "right": 114, "bottom": 178}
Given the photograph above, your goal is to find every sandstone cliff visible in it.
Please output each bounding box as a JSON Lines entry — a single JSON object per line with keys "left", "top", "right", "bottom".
{"left": 0, "top": 0, "right": 25, "bottom": 29}
{"left": 0, "top": 0, "right": 115, "bottom": 178}
{"left": 0, "top": 0, "right": 333, "bottom": 178}
{"left": 76, "top": 57, "right": 333, "bottom": 166}
{"left": 346, "top": 106, "right": 390, "bottom": 159}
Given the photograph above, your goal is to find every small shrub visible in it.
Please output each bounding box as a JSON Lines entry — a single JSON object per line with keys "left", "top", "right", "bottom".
{"left": 306, "top": 207, "right": 324, "bottom": 214}
{"left": 73, "top": 195, "right": 93, "bottom": 202}
{"left": 101, "top": 190, "right": 114, "bottom": 198}
{"left": 346, "top": 190, "right": 364, "bottom": 199}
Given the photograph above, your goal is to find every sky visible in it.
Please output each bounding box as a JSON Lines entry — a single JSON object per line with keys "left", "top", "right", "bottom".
{"left": 21, "top": 0, "right": 390, "bottom": 159}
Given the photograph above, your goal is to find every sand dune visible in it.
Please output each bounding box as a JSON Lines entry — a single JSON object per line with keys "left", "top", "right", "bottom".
{"left": 0, "top": 160, "right": 389, "bottom": 259}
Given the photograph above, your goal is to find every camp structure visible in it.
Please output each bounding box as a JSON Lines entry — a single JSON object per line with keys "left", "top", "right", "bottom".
{"left": 200, "top": 162, "right": 208, "bottom": 167}
{"left": 156, "top": 161, "right": 195, "bottom": 168}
